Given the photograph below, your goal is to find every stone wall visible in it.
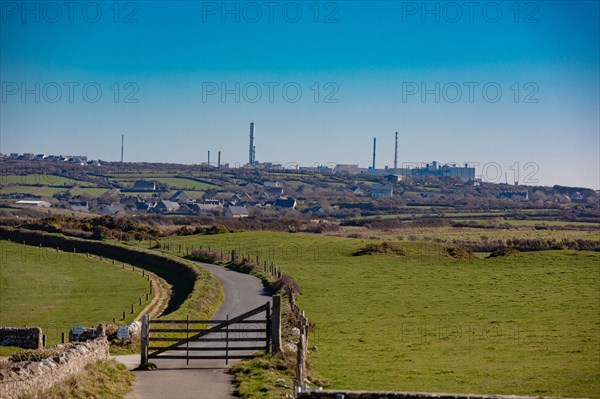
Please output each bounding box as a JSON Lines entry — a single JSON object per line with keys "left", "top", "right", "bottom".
{"left": 0, "top": 327, "right": 43, "bottom": 349}
{"left": 298, "top": 391, "right": 571, "bottom": 399}
{"left": 0, "top": 337, "right": 109, "bottom": 399}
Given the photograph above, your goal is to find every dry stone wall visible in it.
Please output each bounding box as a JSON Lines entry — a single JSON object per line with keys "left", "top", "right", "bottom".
{"left": 0, "top": 337, "right": 109, "bottom": 399}
{"left": 0, "top": 327, "right": 43, "bottom": 349}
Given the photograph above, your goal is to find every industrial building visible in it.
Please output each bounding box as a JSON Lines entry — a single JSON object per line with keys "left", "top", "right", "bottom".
{"left": 411, "top": 161, "right": 475, "bottom": 181}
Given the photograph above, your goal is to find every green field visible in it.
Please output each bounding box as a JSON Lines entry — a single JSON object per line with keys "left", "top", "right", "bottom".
{"left": 336, "top": 225, "right": 600, "bottom": 243}
{"left": 0, "top": 174, "right": 95, "bottom": 186}
{"left": 0, "top": 241, "right": 152, "bottom": 347}
{"left": 162, "top": 232, "right": 600, "bottom": 397}
{"left": 0, "top": 185, "right": 68, "bottom": 197}
{"left": 114, "top": 177, "right": 216, "bottom": 191}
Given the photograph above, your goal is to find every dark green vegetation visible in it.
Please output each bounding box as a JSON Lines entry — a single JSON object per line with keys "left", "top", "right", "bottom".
{"left": 165, "top": 231, "right": 600, "bottom": 398}
{"left": 0, "top": 241, "right": 149, "bottom": 347}
{"left": 19, "top": 359, "right": 135, "bottom": 399}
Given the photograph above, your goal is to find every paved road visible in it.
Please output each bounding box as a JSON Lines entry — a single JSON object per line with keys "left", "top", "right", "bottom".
{"left": 117, "top": 262, "right": 271, "bottom": 399}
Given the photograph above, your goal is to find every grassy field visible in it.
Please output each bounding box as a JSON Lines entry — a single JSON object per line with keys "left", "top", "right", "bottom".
{"left": 335, "top": 225, "right": 600, "bottom": 243}
{"left": 0, "top": 174, "right": 96, "bottom": 186}
{"left": 0, "top": 241, "right": 152, "bottom": 347}
{"left": 162, "top": 231, "right": 600, "bottom": 397}
{"left": 115, "top": 177, "right": 216, "bottom": 191}
{"left": 0, "top": 185, "right": 70, "bottom": 197}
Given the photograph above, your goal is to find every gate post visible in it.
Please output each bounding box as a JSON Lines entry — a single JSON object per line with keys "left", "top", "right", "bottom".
{"left": 271, "top": 295, "right": 282, "bottom": 354}
{"left": 140, "top": 315, "right": 149, "bottom": 367}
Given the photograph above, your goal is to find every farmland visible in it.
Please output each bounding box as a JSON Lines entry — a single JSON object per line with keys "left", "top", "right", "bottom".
{"left": 0, "top": 240, "right": 152, "bottom": 348}
{"left": 160, "top": 231, "right": 600, "bottom": 397}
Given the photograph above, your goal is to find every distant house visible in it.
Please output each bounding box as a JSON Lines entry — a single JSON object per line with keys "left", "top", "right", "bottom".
{"left": 16, "top": 200, "right": 51, "bottom": 208}
{"left": 171, "top": 191, "right": 192, "bottom": 203}
{"left": 349, "top": 186, "right": 365, "bottom": 195}
{"left": 203, "top": 198, "right": 223, "bottom": 207}
{"left": 335, "top": 164, "right": 359, "bottom": 175}
{"left": 266, "top": 187, "right": 284, "bottom": 197}
{"left": 154, "top": 200, "right": 180, "bottom": 213}
{"left": 100, "top": 204, "right": 126, "bottom": 215}
{"left": 274, "top": 198, "right": 297, "bottom": 210}
{"left": 371, "top": 185, "right": 394, "bottom": 198}
{"left": 133, "top": 180, "right": 156, "bottom": 191}
{"left": 385, "top": 174, "right": 402, "bottom": 183}
{"left": 136, "top": 201, "right": 151, "bottom": 211}
{"left": 70, "top": 204, "right": 89, "bottom": 212}
{"left": 239, "top": 182, "right": 256, "bottom": 191}
{"left": 121, "top": 196, "right": 141, "bottom": 208}
{"left": 225, "top": 206, "right": 249, "bottom": 218}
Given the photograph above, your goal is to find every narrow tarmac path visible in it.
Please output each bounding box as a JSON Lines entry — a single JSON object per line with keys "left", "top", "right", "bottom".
{"left": 116, "top": 262, "right": 271, "bottom": 399}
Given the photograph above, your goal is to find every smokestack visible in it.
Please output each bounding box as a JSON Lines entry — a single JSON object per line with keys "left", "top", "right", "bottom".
{"left": 208, "top": 150, "right": 211, "bottom": 166}
{"left": 249, "top": 122, "right": 256, "bottom": 165}
{"left": 120, "top": 134, "right": 124, "bottom": 163}
{"left": 394, "top": 132, "right": 398, "bottom": 170}
{"left": 372, "top": 137, "right": 377, "bottom": 170}
{"left": 218, "top": 151, "right": 221, "bottom": 169}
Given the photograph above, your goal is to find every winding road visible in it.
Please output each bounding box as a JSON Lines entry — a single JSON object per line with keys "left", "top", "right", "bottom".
{"left": 116, "top": 262, "right": 271, "bottom": 399}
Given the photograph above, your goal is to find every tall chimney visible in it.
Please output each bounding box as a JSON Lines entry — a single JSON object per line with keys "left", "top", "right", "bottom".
{"left": 120, "top": 134, "right": 124, "bottom": 163}
{"left": 249, "top": 122, "right": 256, "bottom": 165}
{"left": 394, "top": 132, "right": 398, "bottom": 170}
{"left": 372, "top": 137, "right": 377, "bottom": 170}
{"left": 218, "top": 151, "right": 221, "bottom": 169}
{"left": 208, "top": 150, "right": 211, "bottom": 166}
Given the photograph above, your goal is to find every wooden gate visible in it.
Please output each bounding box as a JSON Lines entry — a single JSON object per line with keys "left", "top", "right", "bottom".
{"left": 141, "top": 302, "right": 275, "bottom": 366}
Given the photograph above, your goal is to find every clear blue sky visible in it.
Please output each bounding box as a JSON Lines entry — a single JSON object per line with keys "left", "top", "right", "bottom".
{"left": 1, "top": 1, "right": 598, "bottom": 189}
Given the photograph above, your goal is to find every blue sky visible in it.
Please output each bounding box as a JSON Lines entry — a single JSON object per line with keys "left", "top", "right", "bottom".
{"left": 1, "top": 1, "right": 598, "bottom": 188}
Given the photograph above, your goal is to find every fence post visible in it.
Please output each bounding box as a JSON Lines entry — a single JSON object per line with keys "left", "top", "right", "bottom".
{"left": 296, "top": 332, "right": 306, "bottom": 392}
{"left": 271, "top": 296, "right": 282, "bottom": 354}
{"left": 141, "top": 315, "right": 149, "bottom": 367}
{"left": 225, "top": 315, "right": 229, "bottom": 366}
{"left": 186, "top": 315, "right": 190, "bottom": 365}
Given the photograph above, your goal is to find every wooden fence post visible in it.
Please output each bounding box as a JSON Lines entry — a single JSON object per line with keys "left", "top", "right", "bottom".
{"left": 271, "top": 296, "right": 282, "bottom": 354}
{"left": 296, "top": 332, "right": 306, "bottom": 392}
{"left": 140, "top": 315, "right": 149, "bottom": 367}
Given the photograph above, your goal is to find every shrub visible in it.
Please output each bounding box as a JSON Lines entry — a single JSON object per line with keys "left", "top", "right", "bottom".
{"left": 446, "top": 246, "right": 476, "bottom": 260}
{"left": 487, "top": 247, "right": 520, "bottom": 258}
{"left": 353, "top": 242, "right": 406, "bottom": 256}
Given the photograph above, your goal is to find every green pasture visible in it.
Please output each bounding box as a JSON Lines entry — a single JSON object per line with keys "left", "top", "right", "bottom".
{"left": 114, "top": 177, "right": 216, "bottom": 191}
{"left": 0, "top": 185, "right": 67, "bottom": 197}
{"left": 0, "top": 241, "right": 152, "bottom": 348}
{"left": 162, "top": 231, "right": 599, "bottom": 397}
{"left": 0, "top": 174, "right": 94, "bottom": 186}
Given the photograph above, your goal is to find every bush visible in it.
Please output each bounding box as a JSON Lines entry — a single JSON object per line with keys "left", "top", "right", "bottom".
{"left": 487, "top": 247, "right": 520, "bottom": 258}
{"left": 353, "top": 242, "right": 406, "bottom": 256}
{"left": 446, "top": 246, "right": 476, "bottom": 260}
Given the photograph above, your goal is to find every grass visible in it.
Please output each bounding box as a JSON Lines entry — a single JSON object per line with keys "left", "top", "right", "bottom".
{"left": 231, "top": 354, "right": 295, "bottom": 399}
{"left": 20, "top": 359, "right": 135, "bottom": 399}
{"left": 0, "top": 185, "right": 69, "bottom": 197}
{"left": 335, "top": 225, "right": 600, "bottom": 243}
{"left": 71, "top": 187, "right": 110, "bottom": 196}
{"left": 0, "top": 174, "right": 95, "bottom": 186}
{"left": 0, "top": 241, "right": 152, "bottom": 349}
{"left": 455, "top": 219, "right": 600, "bottom": 227}
{"left": 114, "top": 177, "right": 216, "bottom": 191}
{"left": 162, "top": 231, "right": 600, "bottom": 398}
